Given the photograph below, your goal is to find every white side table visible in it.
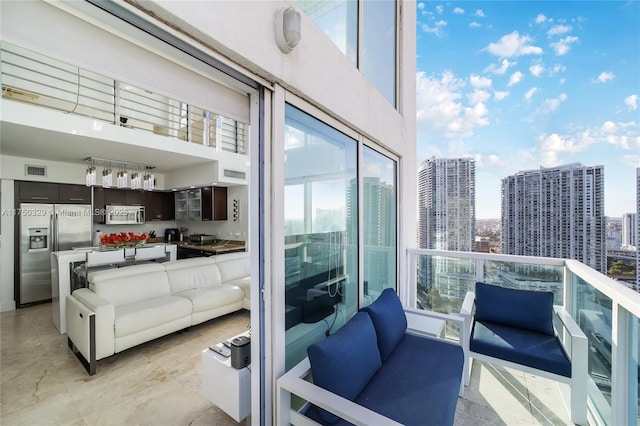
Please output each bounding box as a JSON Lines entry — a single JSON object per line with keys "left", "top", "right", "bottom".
{"left": 201, "top": 346, "right": 251, "bottom": 422}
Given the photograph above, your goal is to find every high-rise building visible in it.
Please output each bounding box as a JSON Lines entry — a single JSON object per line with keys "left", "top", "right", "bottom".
{"left": 502, "top": 163, "right": 606, "bottom": 273}
{"left": 636, "top": 168, "right": 640, "bottom": 291}
{"left": 417, "top": 157, "right": 476, "bottom": 303}
{"left": 622, "top": 213, "right": 637, "bottom": 249}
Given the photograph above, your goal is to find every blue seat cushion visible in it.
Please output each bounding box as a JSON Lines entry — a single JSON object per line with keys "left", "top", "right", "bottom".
{"left": 475, "top": 282, "right": 555, "bottom": 336}
{"left": 306, "top": 333, "right": 464, "bottom": 426}
{"left": 361, "top": 288, "right": 407, "bottom": 361}
{"left": 307, "top": 311, "right": 382, "bottom": 425}
{"left": 471, "top": 320, "right": 571, "bottom": 377}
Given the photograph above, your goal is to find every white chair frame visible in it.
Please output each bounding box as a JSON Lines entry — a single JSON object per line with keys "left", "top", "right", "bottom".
{"left": 460, "top": 291, "right": 588, "bottom": 426}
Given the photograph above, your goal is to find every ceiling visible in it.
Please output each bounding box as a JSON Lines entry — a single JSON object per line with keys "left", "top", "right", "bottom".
{"left": 0, "top": 121, "right": 216, "bottom": 173}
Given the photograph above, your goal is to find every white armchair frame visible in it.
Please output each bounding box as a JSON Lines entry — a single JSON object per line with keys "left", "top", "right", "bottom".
{"left": 460, "top": 291, "right": 588, "bottom": 426}
{"left": 276, "top": 308, "right": 466, "bottom": 426}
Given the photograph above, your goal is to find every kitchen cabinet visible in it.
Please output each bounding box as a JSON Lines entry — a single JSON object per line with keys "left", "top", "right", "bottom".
{"left": 201, "top": 186, "right": 228, "bottom": 221}
{"left": 103, "top": 188, "right": 126, "bottom": 205}
{"left": 145, "top": 191, "right": 175, "bottom": 221}
{"left": 125, "top": 190, "right": 145, "bottom": 205}
{"left": 17, "top": 181, "right": 59, "bottom": 202}
{"left": 175, "top": 186, "right": 227, "bottom": 222}
{"left": 175, "top": 189, "right": 201, "bottom": 221}
{"left": 16, "top": 181, "right": 91, "bottom": 204}
{"left": 58, "top": 184, "right": 91, "bottom": 203}
{"left": 93, "top": 188, "right": 105, "bottom": 224}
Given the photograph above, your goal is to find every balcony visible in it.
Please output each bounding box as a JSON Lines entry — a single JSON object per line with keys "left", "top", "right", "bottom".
{"left": 408, "top": 248, "right": 640, "bottom": 426}
{"left": 1, "top": 41, "right": 248, "bottom": 154}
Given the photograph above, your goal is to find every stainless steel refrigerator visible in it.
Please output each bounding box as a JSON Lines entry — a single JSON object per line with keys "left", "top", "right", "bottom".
{"left": 18, "top": 203, "right": 92, "bottom": 306}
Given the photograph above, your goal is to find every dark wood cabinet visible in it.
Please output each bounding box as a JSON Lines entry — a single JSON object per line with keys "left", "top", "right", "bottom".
{"left": 201, "top": 186, "right": 227, "bottom": 221}
{"left": 103, "top": 188, "right": 126, "bottom": 205}
{"left": 125, "top": 190, "right": 145, "bottom": 205}
{"left": 17, "top": 181, "right": 59, "bottom": 202}
{"left": 58, "top": 184, "right": 91, "bottom": 203}
{"left": 17, "top": 181, "right": 91, "bottom": 204}
{"left": 93, "top": 187, "right": 105, "bottom": 224}
{"left": 145, "top": 191, "right": 175, "bottom": 221}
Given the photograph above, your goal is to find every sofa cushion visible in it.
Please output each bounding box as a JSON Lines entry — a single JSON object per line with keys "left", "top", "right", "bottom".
{"left": 475, "top": 282, "right": 555, "bottom": 336}
{"left": 163, "top": 258, "right": 222, "bottom": 294}
{"left": 175, "top": 285, "right": 244, "bottom": 313}
{"left": 471, "top": 320, "right": 571, "bottom": 377}
{"left": 90, "top": 264, "right": 171, "bottom": 306}
{"left": 114, "top": 295, "right": 192, "bottom": 338}
{"left": 357, "top": 333, "right": 463, "bottom": 425}
{"left": 216, "top": 253, "right": 250, "bottom": 283}
{"left": 307, "top": 312, "right": 382, "bottom": 425}
{"left": 360, "top": 288, "right": 407, "bottom": 361}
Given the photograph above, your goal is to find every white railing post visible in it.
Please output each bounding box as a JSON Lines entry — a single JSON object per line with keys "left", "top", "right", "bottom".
{"left": 611, "top": 303, "right": 629, "bottom": 426}
{"left": 407, "top": 249, "right": 417, "bottom": 308}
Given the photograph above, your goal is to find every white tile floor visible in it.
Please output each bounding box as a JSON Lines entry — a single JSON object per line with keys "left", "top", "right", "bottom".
{"left": 1, "top": 303, "right": 573, "bottom": 425}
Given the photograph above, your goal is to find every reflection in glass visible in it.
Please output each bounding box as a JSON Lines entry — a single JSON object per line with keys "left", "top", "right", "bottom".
{"left": 575, "top": 277, "right": 612, "bottom": 424}
{"left": 283, "top": 104, "right": 358, "bottom": 370}
{"left": 295, "top": 0, "right": 357, "bottom": 64}
{"left": 360, "top": 147, "right": 396, "bottom": 305}
{"left": 361, "top": 0, "right": 396, "bottom": 105}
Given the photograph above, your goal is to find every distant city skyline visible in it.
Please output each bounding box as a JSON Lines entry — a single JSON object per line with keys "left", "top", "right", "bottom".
{"left": 416, "top": 1, "right": 639, "bottom": 219}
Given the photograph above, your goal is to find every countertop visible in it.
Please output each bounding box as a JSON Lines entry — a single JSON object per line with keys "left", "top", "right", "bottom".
{"left": 149, "top": 238, "right": 246, "bottom": 255}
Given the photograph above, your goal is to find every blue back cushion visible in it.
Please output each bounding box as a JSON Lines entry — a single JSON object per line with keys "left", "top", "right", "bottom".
{"left": 307, "top": 311, "right": 382, "bottom": 424}
{"left": 361, "top": 288, "right": 407, "bottom": 361}
{"left": 475, "top": 282, "right": 555, "bottom": 336}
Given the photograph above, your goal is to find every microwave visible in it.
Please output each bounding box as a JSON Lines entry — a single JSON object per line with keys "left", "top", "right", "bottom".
{"left": 105, "top": 205, "right": 145, "bottom": 225}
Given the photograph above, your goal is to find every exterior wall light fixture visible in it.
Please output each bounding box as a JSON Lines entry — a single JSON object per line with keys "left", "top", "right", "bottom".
{"left": 275, "top": 7, "right": 301, "bottom": 53}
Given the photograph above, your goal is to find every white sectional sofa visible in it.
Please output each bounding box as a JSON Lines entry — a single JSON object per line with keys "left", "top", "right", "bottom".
{"left": 66, "top": 252, "right": 250, "bottom": 375}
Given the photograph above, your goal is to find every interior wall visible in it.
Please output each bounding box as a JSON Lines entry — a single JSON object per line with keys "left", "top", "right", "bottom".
{"left": 0, "top": 179, "right": 16, "bottom": 312}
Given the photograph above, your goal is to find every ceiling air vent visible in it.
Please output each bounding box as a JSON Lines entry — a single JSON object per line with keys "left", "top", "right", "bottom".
{"left": 25, "top": 165, "right": 47, "bottom": 177}
{"left": 224, "top": 169, "right": 246, "bottom": 179}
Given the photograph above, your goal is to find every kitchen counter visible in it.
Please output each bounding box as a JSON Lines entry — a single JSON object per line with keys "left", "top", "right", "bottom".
{"left": 174, "top": 239, "right": 246, "bottom": 256}
{"left": 51, "top": 243, "right": 177, "bottom": 334}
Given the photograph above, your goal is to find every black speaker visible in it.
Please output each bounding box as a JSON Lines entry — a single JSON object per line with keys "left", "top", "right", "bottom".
{"left": 230, "top": 336, "right": 251, "bottom": 369}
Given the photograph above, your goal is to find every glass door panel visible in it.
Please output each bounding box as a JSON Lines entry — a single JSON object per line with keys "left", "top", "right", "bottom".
{"left": 283, "top": 104, "right": 358, "bottom": 370}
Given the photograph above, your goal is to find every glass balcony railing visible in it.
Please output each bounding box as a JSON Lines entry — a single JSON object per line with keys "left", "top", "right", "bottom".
{"left": 407, "top": 248, "right": 640, "bottom": 426}
{"left": 0, "top": 41, "right": 248, "bottom": 154}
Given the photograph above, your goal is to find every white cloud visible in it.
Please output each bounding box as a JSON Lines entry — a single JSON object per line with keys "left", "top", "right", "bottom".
{"left": 436, "top": 5, "right": 443, "bottom": 14}
{"left": 547, "top": 25, "right": 572, "bottom": 36}
{"left": 602, "top": 121, "right": 617, "bottom": 133}
{"left": 535, "top": 14, "right": 547, "bottom": 24}
{"left": 453, "top": 7, "right": 464, "bottom": 14}
{"left": 470, "top": 22, "right": 481, "bottom": 29}
{"left": 508, "top": 71, "right": 523, "bottom": 86}
{"left": 596, "top": 71, "right": 615, "bottom": 83}
{"left": 468, "top": 89, "right": 491, "bottom": 105}
{"left": 494, "top": 90, "right": 510, "bottom": 101}
{"left": 416, "top": 71, "right": 490, "bottom": 142}
{"left": 529, "top": 64, "right": 545, "bottom": 77}
{"left": 475, "top": 10, "right": 485, "bottom": 17}
{"left": 550, "top": 36, "right": 579, "bottom": 56}
{"left": 538, "top": 93, "right": 568, "bottom": 114}
{"left": 550, "top": 64, "right": 566, "bottom": 75}
{"left": 485, "top": 31, "right": 543, "bottom": 58}
{"left": 436, "top": 20, "right": 448, "bottom": 27}
{"left": 421, "top": 23, "right": 443, "bottom": 36}
{"left": 559, "top": 77, "right": 567, "bottom": 85}
{"left": 524, "top": 87, "right": 539, "bottom": 100}
{"left": 484, "top": 58, "right": 516, "bottom": 75}
{"left": 536, "top": 120, "right": 639, "bottom": 167}
{"left": 474, "top": 153, "right": 503, "bottom": 168}
{"left": 470, "top": 74, "right": 492, "bottom": 89}
{"left": 625, "top": 94, "right": 639, "bottom": 111}
{"left": 418, "top": 3, "right": 425, "bottom": 10}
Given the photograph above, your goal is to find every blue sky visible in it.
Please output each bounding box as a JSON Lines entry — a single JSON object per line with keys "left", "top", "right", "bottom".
{"left": 416, "top": 1, "right": 640, "bottom": 218}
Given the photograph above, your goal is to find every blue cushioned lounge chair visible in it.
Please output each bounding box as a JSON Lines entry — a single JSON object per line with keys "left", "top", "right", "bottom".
{"left": 461, "top": 282, "right": 588, "bottom": 425}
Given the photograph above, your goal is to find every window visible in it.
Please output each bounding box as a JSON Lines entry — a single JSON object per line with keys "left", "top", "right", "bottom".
{"left": 282, "top": 104, "right": 398, "bottom": 369}
{"left": 362, "top": 146, "right": 397, "bottom": 301}
{"left": 284, "top": 104, "right": 358, "bottom": 369}
{"left": 296, "top": 0, "right": 397, "bottom": 106}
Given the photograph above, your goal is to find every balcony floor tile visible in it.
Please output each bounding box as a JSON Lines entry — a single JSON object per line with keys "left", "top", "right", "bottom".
{"left": 456, "top": 360, "right": 572, "bottom": 425}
